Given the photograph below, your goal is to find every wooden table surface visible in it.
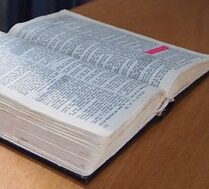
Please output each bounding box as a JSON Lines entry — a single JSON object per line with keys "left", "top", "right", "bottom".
{"left": 1, "top": 0, "right": 209, "bottom": 188}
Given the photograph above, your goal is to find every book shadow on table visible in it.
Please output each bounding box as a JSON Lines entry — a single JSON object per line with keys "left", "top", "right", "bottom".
{"left": 0, "top": 71, "right": 209, "bottom": 184}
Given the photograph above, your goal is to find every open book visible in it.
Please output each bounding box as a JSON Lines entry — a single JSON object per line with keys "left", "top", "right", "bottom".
{"left": 0, "top": 10, "right": 209, "bottom": 178}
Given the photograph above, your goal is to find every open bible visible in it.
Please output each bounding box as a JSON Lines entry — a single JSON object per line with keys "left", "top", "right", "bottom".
{"left": 0, "top": 10, "right": 209, "bottom": 179}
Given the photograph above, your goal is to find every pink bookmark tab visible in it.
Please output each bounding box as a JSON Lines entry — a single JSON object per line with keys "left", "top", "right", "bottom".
{"left": 145, "top": 45, "right": 169, "bottom": 55}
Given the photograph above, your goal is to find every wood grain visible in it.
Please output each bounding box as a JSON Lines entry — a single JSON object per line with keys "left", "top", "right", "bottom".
{"left": 1, "top": 0, "right": 209, "bottom": 188}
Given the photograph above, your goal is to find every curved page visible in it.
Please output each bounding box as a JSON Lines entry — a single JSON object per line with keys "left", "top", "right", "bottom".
{"left": 0, "top": 32, "right": 165, "bottom": 138}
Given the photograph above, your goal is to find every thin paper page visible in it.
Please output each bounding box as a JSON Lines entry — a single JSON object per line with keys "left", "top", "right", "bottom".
{"left": 9, "top": 10, "right": 209, "bottom": 97}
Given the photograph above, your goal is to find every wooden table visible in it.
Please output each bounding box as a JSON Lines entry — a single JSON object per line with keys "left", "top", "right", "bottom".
{"left": 1, "top": 0, "right": 209, "bottom": 188}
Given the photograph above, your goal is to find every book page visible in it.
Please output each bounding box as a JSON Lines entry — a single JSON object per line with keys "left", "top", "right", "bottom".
{"left": 9, "top": 10, "right": 209, "bottom": 98}
{"left": 0, "top": 32, "right": 165, "bottom": 136}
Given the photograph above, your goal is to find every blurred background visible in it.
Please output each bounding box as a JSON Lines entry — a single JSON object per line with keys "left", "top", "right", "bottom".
{"left": 0, "top": 0, "right": 89, "bottom": 32}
